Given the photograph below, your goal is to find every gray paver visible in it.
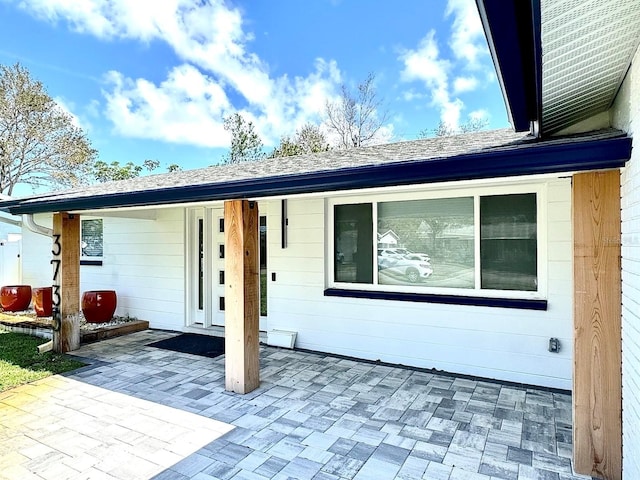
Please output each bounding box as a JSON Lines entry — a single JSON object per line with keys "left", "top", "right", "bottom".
{"left": 0, "top": 330, "right": 597, "bottom": 480}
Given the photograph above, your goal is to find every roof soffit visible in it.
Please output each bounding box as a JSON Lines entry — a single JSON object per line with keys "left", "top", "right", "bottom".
{"left": 541, "top": 0, "right": 640, "bottom": 133}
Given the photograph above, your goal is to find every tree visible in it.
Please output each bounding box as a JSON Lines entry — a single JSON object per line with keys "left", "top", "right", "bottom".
{"left": 325, "top": 72, "right": 389, "bottom": 149}
{"left": 221, "top": 113, "right": 265, "bottom": 164}
{"left": 269, "top": 123, "right": 330, "bottom": 158}
{"left": 92, "top": 159, "right": 160, "bottom": 183}
{"left": 419, "top": 117, "right": 489, "bottom": 138}
{"left": 0, "top": 63, "right": 97, "bottom": 195}
{"left": 91, "top": 159, "right": 182, "bottom": 182}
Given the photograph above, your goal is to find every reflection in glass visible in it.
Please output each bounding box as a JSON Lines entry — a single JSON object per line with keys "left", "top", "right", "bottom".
{"left": 260, "top": 215, "right": 267, "bottom": 316}
{"left": 81, "top": 219, "right": 103, "bottom": 257}
{"left": 334, "top": 204, "right": 373, "bottom": 284}
{"left": 481, "top": 194, "right": 537, "bottom": 291}
{"left": 377, "top": 197, "right": 474, "bottom": 287}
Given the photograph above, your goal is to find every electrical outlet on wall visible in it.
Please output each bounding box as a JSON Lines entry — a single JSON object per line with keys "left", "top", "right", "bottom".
{"left": 548, "top": 337, "right": 561, "bottom": 353}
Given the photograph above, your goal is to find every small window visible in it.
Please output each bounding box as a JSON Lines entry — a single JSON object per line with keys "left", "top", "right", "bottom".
{"left": 334, "top": 204, "right": 373, "bottom": 284}
{"left": 81, "top": 219, "right": 103, "bottom": 258}
{"left": 260, "top": 215, "right": 267, "bottom": 316}
{"left": 481, "top": 194, "right": 537, "bottom": 291}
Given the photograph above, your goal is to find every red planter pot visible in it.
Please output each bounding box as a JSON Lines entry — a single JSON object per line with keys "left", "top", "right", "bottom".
{"left": 82, "top": 290, "right": 117, "bottom": 323}
{"left": 32, "top": 287, "right": 53, "bottom": 317}
{"left": 0, "top": 285, "right": 32, "bottom": 312}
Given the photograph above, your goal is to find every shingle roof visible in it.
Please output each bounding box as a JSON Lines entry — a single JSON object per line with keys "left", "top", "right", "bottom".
{"left": 26, "top": 129, "right": 530, "bottom": 197}
{"left": 0, "top": 128, "right": 631, "bottom": 215}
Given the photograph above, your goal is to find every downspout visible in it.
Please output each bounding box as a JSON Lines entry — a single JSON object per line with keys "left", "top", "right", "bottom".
{"left": 22, "top": 214, "right": 53, "bottom": 237}
{"left": 0, "top": 214, "right": 21, "bottom": 227}
{"left": 0, "top": 194, "right": 22, "bottom": 228}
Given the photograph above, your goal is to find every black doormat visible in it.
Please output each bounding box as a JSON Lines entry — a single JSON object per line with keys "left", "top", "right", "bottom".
{"left": 147, "top": 333, "right": 225, "bottom": 358}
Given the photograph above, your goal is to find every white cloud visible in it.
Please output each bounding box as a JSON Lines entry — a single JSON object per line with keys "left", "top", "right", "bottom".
{"left": 445, "top": 0, "right": 487, "bottom": 68}
{"left": 53, "top": 96, "right": 91, "bottom": 131}
{"left": 400, "top": 31, "right": 449, "bottom": 88}
{"left": 453, "top": 76, "right": 478, "bottom": 94}
{"left": 401, "top": 89, "right": 427, "bottom": 102}
{"left": 103, "top": 66, "right": 231, "bottom": 148}
{"left": 85, "top": 99, "right": 101, "bottom": 119}
{"left": 15, "top": 0, "right": 343, "bottom": 147}
{"left": 468, "top": 109, "right": 489, "bottom": 121}
{"left": 399, "top": 0, "right": 492, "bottom": 132}
{"left": 400, "top": 31, "right": 462, "bottom": 131}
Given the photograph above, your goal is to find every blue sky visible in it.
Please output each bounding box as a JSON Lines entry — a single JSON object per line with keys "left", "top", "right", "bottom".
{"left": 0, "top": 0, "right": 509, "bottom": 190}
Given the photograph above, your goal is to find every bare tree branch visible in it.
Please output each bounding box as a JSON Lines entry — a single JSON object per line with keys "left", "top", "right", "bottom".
{"left": 419, "top": 118, "right": 489, "bottom": 138}
{"left": 325, "top": 72, "right": 389, "bottom": 149}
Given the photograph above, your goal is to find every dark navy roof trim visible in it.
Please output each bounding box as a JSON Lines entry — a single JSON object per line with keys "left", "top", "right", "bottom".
{"left": 3, "top": 133, "right": 631, "bottom": 215}
{"left": 477, "top": 0, "right": 541, "bottom": 132}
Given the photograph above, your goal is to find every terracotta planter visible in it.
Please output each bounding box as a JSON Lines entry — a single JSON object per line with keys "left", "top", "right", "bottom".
{"left": 32, "top": 287, "right": 53, "bottom": 317}
{"left": 0, "top": 285, "right": 32, "bottom": 312}
{"left": 82, "top": 290, "right": 117, "bottom": 323}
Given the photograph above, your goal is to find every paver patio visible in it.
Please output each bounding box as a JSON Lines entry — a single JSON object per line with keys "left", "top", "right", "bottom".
{"left": 0, "top": 330, "right": 594, "bottom": 480}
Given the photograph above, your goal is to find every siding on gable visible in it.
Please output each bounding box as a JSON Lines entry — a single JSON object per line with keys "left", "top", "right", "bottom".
{"left": 265, "top": 178, "right": 573, "bottom": 389}
{"left": 20, "top": 209, "right": 185, "bottom": 331}
{"left": 612, "top": 44, "right": 640, "bottom": 480}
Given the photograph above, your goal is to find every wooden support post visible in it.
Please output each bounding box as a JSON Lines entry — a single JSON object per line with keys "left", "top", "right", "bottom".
{"left": 224, "top": 200, "right": 260, "bottom": 394}
{"left": 52, "top": 212, "right": 81, "bottom": 353}
{"left": 573, "top": 171, "right": 622, "bottom": 480}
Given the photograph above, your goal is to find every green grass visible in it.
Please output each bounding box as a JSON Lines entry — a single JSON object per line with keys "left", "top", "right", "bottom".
{"left": 0, "top": 331, "right": 86, "bottom": 392}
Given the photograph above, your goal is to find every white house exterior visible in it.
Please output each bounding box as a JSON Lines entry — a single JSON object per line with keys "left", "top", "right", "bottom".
{"left": 476, "top": 0, "right": 640, "bottom": 477}
{"left": 2, "top": 0, "right": 639, "bottom": 477}
{"left": 20, "top": 171, "right": 576, "bottom": 389}
{"left": 613, "top": 43, "right": 640, "bottom": 480}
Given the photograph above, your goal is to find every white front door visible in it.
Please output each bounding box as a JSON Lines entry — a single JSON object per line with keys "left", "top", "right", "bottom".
{"left": 187, "top": 206, "right": 267, "bottom": 331}
{"left": 210, "top": 210, "right": 225, "bottom": 327}
{"left": 187, "top": 209, "right": 206, "bottom": 326}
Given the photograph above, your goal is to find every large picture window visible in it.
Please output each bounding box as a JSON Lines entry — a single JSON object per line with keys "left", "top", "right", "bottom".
{"left": 331, "top": 189, "right": 541, "bottom": 298}
{"left": 378, "top": 197, "right": 474, "bottom": 288}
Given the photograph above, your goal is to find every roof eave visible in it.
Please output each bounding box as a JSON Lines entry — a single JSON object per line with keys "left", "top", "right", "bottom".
{"left": 476, "top": 0, "right": 542, "bottom": 133}
{"left": 3, "top": 134, "right": 631, "bottom": 215}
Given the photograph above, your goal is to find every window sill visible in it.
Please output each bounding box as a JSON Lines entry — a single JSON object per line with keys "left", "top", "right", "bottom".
{"left": 80, "top": 260, "right": 103, "bottom": 266}
{"left": 324, "top": 288, "right": 547, "bottom": 311}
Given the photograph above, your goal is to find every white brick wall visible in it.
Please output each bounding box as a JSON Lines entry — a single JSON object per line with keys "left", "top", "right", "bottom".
{"left": 612, "top": 44, "right": 640, "bottom": 479}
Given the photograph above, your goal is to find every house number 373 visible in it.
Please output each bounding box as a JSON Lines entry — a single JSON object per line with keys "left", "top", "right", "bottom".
{"left": 50, "top": 234, "right": 62, "bottom": 331}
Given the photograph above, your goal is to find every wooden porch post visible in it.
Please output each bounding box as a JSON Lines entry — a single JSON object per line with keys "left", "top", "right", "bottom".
{"left": 52, "top": 212, "right": 81, "bottom": 353}
{"left": 224, "top": 200, "right": 260, "bottom": 394}
{"left": 572, "top": 171, "right": 622, "bottom": 480}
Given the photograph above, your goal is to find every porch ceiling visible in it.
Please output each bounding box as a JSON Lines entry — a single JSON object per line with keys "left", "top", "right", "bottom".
{"left": 541, "top": 0, "right": 640, "bottom": 134}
